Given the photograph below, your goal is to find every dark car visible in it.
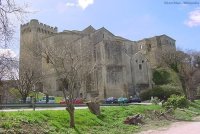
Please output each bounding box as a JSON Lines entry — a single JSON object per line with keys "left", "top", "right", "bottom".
{"left": 128, "top": 97, "right": 141, "bottom": 103}
{"left": 105, "top": 97, "right": 118, "bottom": 104}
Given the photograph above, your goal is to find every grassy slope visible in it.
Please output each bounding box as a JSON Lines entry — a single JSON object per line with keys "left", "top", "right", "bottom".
{"left": 155, "top": 67, "right": 182, "bottom": 89}
{"left": 174, "top": 100, "right": 200, "bottom": 120}
{"left": 152, "top": 68, "right": 184, "bottom": 100}
{"left": 1, "top": 101, "right": 200, "bottom": 134}
{"left": 0, "top": 105, "right": 160, "bottom": 134}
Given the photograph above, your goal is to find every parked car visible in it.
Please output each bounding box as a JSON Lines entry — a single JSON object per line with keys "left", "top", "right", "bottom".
{"left": 74, "top": 98, "right": 84, "bottom": 104}
{"left": 117, "top": 97, "right": 128, "bottom": 103}
{"left": 19, "top": 97, "right": 32, "bottom": 103}
{"left": 38, "top": 96, "right": 55, "bottom": 103}
{"left": 60, "top": 98, "right": 84, "bottom": 104}
{"left": 128, "top": 97, "right": 141, "bottom": 103}
{"left": 105, "top": 97, "right": 118, "bottom": 104}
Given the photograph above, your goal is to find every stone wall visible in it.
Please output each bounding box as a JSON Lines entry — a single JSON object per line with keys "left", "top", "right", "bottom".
{"left": 19, "top": 19, "right": 57, "bottom": 92}
{"left": 137, "top": 35, "right": 176, "bottom": 68}
{"left": 19, "top": 20, "right": 176, "bottom": 99}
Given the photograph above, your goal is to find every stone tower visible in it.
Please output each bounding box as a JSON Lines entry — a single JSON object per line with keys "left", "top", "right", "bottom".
{"left": 19, "top": 19, "right": 57, "bottom": 90}
{"left": 137, "top": 35, "right": 176, "bottom": 68}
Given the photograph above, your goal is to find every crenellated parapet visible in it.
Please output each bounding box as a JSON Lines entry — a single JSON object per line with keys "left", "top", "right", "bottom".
{"left": 20, "top": 19, "right": 58, "bottom": 35}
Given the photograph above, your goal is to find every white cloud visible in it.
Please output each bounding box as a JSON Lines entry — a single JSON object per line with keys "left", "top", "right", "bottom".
{"left": 78, "top": 0, "right": 94, "bottom": 10}
{"left": 185, "top": 8, "right": 200, "bottom": 27}
{"left": 57, "top": 0, "right": 94, "bottom": 12}
{"left": 0, "top": 49, "right": 16, "bottom": 58}
{"left": 66, "top": 2, "right": 76, "bottom": 7}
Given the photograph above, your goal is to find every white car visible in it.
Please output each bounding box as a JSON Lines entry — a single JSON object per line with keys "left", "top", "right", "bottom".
{"left": 38, "top": 96, "right": 55, "bottom": 103}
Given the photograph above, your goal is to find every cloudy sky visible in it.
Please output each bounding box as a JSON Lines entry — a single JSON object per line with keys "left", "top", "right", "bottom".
{"left": 9, "top": 0, "right": 200, "bottom": 56}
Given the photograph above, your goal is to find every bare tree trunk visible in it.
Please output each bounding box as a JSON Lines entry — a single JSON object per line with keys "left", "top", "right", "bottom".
{"left": 179, "top": 75, "right": 188, "bottom": 99}
{"left": 22, "top": 96, "right": 27, "bottom": 103}
{"left": 66, "top": 103, "right": 75, "bottom": 128}
{"left": 86, "top": 102, "right": 100, "bottom": 116}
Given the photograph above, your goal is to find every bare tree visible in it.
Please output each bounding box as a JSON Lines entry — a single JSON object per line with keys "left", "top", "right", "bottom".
{"left": 0, "top": 0, "right": 28, "bottom": 47}
{"left": 0, "top": 0, "right": 29, "bottom": 104}
{"left": 11, "top": 65, "right": 40, "bottom": 103}
{"left": 42, "top": 38, "right": 96, "bottom": 128}
{"left": 0, "top": 50, "right": 16, "bottom": 104}
{"left": 183, "top": 50, "right": 200, "bottom": 100}
{"left": 0, "top": 53, "right": 13, "bottom": 81}
{"left": 161, "top": 49, "right": 187, "bottom": 72}
{"left": 162, "top": 49, "right": 200, "bottom": 100}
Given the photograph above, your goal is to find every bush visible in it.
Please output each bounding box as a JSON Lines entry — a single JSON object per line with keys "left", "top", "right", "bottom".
{"left": 153, "top": 69, "right": 171, "bottom": 85}
{"left": 152, "top": 68, "right": 182, "bottom": 88}
{"left": 140, "top": 86, "right": 182, "bottom": 101}
{"left": 140, "top": 89, "right": 152, "bottom": 101}
{"left": 163, "top": 95, "right": 189, "bottom": 109}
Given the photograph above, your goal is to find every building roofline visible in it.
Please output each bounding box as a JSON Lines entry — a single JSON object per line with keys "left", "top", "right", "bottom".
{"left": 159, "top": 34, "right": 176, "bottom": 41}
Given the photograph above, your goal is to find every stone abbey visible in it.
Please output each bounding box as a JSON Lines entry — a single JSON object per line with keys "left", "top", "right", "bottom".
{"left": 19, "top": 19, "right": 176, "bottom": 99}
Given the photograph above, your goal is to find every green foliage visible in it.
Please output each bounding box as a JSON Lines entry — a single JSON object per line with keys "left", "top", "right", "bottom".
{"left": 1, "top": 122, "right": 12, "bottom": 129}
{"left": 1, "top": 101, "right": 200, "bottom": 133}
{"left": 140, "top": 86, "right": 182, "bottom": 101}
{"left": 9, "top": 88, "right": 21, "bottom": 100}
{"left": 169, "top": 63, "right": 179, "bottom": 73}
{"left": 0, "top": 105, "right": 161, "bottom": 134}
{"left": 163, "top": 95, "right": 189, "bottom": 109}
{"left": 153, "top": 69, "right": 170, "bottom": 85}
{"left": 55, "top": 97, "right": 63, "bottom": 103}
{"left": 142, "top": 67, "right": 184, "bottom": 101}
{"left": 153, "top": 68, "right": 182, "bottom": 87}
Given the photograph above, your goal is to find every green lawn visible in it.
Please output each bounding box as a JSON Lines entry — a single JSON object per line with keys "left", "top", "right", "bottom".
{"left": 0, "top": 101, "right": 200, "bottom": 134}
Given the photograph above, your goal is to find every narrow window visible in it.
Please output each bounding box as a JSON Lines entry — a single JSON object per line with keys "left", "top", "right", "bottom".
{"left": 46, "top": 55, "right": 50, "bottom": 63}
{"left": 139, "top": 64, "right": 142, "bottom": 70}
{"left": 93, "top": 47, "right": 96, "bottom": 61}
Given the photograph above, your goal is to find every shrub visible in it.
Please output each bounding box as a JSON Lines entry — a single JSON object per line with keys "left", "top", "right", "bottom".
{"left": 153, "top": 69, "right": 171, "bottom": 85}
{"left": 140, "top": 89, "right": 152, "bottom": 101}
{"left": 163, "top": 95, "right": 189, "bottom": 109}
{"left": 140, "top": 86, "right": 182, "bottom": 101}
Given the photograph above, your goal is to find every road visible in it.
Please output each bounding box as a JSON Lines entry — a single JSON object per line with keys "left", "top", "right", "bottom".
{"left": 0, "top": 102, "right": 152, "bottom": 112}
{"left": 139, "top": 121, "right": 200, "bottom": 134}
{"left": 0, "top": 107, "right": 88, "bottom": 112}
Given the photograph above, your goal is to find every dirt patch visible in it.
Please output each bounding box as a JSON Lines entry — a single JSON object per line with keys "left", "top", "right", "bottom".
{"left": 138, "top": 116, "right": 200, "bottom": 134}
{"left": 135, "top": 109, "right": 176, "bottom": 132}
{"left": 138, "top": 121, "right": 200, "bottom": 134}
{"left": 193, "top": 116, "right": 200, "bottom": 121}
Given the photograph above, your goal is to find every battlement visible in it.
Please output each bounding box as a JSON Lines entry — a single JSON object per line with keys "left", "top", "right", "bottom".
{"left": 20, "top": 19, "right": 58, "bottom": 34}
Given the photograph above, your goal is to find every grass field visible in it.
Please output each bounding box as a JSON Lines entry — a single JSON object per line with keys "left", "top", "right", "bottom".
{"left": 1, "top": 101, "right": 200, "bottom": 134}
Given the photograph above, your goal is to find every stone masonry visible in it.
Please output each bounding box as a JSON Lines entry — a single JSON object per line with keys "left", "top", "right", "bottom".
{"left": 19, "top": 19, "right": 176, "bottom": 99}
